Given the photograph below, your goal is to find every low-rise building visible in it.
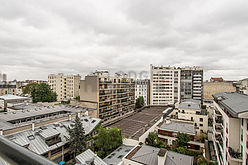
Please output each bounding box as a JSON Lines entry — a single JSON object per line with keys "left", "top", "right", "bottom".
{"left": 76, "top": 149, "right": 107, "bottom": 165}
{"left": 0, "top": 84, "right": 16, "bottom": 96}
{"left": 212, "top": 92, "right": 248, "bottom": 165}
{"left": 135, "top": 79, "right": 150, "bottom": 105}
{"left": 173, "top": 99, "right": 208, "bottom": 134}
{"left": 123, "top": 145, "right": 194, "bottom": 165}
{"left": 6, "top": 115, "right": 101, "bottom": 163}
{"left": 156, "top": 120, "right": 204, "bottom": 150}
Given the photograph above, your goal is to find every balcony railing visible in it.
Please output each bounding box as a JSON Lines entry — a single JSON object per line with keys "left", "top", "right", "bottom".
{"left": 228, "top": 147, "right": 242, "bottom": 160}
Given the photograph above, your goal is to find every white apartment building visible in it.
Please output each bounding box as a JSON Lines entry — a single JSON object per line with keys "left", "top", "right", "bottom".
{"left": 135, "top": 79, "right": 150, "bottom": 105}
{"left": 212, "top": 92, "right": 248, "bottom": 165}
{"left": 172, "top": 99, "right": 208, "bottom": 134}
{"left": 48, "top": 73, "right": 81, "bottom": 101}
{"left": 150, "top": 65, "right": 181, "bottom": 105}
{"left": 150, "top": 65, "right": 203, "bottom": 106}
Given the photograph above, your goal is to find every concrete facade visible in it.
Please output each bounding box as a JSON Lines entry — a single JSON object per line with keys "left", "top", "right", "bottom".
{"left": 80, "top": 71, "right": 135, "bottom": 121}
{"left": 48, "top": 73, "right": 81, "bottom": 101}
{"left": 135, "top": 79, "right": 150, "bottom": 105}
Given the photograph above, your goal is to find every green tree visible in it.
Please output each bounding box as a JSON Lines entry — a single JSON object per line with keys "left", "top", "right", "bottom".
{"left": 68, "top": 116, "right": 87, "bottom": 158}
{"left": 31, "top": 83, "right": 57, "bottom": 103}
{"left": 23, "top": 83, "right": 38, "bottom": 94}
{"left": 93, "top": 128, "right": 122, "bottom": 158}
{"left": 75, "top": 96, "right": 80, "bottom": 101}
{"left": 175, "top": 133, "right": 190, "bottom": 147}
{"left": 145, "top": 132, "right": 167, "bottom": 148}
{"left": 135, "top": 96, "right": 144, "bottom": 109}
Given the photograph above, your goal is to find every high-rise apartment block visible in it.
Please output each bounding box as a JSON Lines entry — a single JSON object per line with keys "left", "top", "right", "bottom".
{"left": 80, "top": 71, "right": 135, "bottom": 121}
{"left": 48, "top": 73, "right": 81, "bottom": 101}
{"left": 180, "top": 66, "right": 203, "bottom": 101}
{"left": 0, "top": 73, "right": 7, "bottom": 82}
{"left": 212, "top": 92, "right": 248, "bottom": 165}
{"left": 135, "top": 79, "right": 150, "bottom": 105}
{"left": 150, "top": 65, "right": 180, "bottom": 105}
{"left": 150, "top": 65, "right": 203, "bottom": 105}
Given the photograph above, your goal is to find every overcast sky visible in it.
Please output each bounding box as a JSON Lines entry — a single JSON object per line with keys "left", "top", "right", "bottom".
{"left": 0, "top": 0, "right": 248, "bottom": 81}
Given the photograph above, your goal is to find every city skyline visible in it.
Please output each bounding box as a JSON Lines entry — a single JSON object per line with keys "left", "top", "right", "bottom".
{"left": 1, "top": 0, "right": 248, "bottom": 81}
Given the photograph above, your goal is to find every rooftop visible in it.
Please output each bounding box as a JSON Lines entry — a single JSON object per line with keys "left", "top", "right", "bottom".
{"left": 213, "top": 92, "right": 248, "bottom": 117}
{"left": 178, "top": 99, "right": 201, "bottom": 110}
{"left": 0, "top": 95, "right": 29, "bottom": 101}
{"left": 159, "top": 120, "right": 196, "bottom": 135}
{"left": 6, "top": 116, "right": 101, "bottom": 155}
{"left": 0, "top": 104, "right": 95, "bottom": 130}
{"left": 103, "top": 145, "right": 134, "bottom": 165}
{"left": 107, "top": 106, "right": 168, "bottom": 140}
{"left": 126, "top": 145, "right": 194, "bottom": 165}
{"left": 76, "top": 149, "right": 107, "bottom": 165}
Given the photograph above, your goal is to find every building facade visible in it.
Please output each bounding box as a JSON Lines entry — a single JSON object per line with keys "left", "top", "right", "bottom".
{"left": 150, "top": 65, "right": 203, "bottom": 105}
{"left": 48, "top": 73, "right": 81, "bottom": 101}
{"left": 204, "top": 81, "right": 236, "bottom": 100}
{"left": 212, "top": 92, "right": 248, "bottom": 165}
{"left": 0, "top": 84, "right": 16, "bottom": 96}
{"left": 180, "top": 67, "right": 203, "bottom": 102}
{"left": 80, "top": 71, "right": 135, "bottom": 121}
{"left": 150, "top": 65, "right": 181, "bottom": 105}
{"left": 0, "top": 73, "right": 7, "bottom": 82}
{"left": 135, "top": 79, "right": 150, "bottom": 105}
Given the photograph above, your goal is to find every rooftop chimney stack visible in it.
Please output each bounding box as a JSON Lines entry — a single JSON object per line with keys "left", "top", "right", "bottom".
{"left": 158, "top": 148, "right": 167, "bottom": 165}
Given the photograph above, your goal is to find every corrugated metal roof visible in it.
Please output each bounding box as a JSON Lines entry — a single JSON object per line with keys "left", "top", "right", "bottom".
{"left": 165, "top": 151, "right": 193, "bottom": 165}
{"left": 6, "top": 116, "right": 101, "bottom": 155}
{"left": 131, "top": 145, "right": 159, "bottom": 165}
{"left": 76, "top": 149, "right": 107, "bottom": 165}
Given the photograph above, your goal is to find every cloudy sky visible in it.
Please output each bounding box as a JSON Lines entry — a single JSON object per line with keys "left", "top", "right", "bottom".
{"left": 0, "top": 0, "right": 248, "bottom": 81}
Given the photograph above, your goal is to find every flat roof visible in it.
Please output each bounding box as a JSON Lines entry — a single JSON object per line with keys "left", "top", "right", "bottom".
{"left": 107, "top": 106, "right": 168, "bottom": 140}
{"left": 213, "top": 92, "right": 248, "bottom": 117}
{"left": 103, "top": 145, "right": 134, "bottom": 165}
{"left": 128, "top": 145, "right": 193, "bottom": 165}
{"left": 179, "top": 99, "right": 201, "bottom": 110}
{"left": 159, "top": 120, "right": 196, "bottom": 135}
{"left": 0, "top": 95, "right": 29, "bottom": 101}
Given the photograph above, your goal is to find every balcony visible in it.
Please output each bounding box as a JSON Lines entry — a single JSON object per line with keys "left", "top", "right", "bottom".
{"left": 228, "top": 147, "right": 242, "bottom": 162}
{"left": 45, "top": 137, "right": 61, "bottom": 146}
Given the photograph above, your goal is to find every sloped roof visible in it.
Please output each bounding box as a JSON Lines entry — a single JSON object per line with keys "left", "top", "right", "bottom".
{"left": 159, "top": 121, "right": 196, "bottom": 135}
{"left": 76, "top": 149, "right": 107, "bottom": 165}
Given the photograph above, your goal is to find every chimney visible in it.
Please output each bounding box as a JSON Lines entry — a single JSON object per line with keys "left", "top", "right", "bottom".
{"left": 31, "top": 123, "right": 35, "bottom": 131}
{"left": 158, "top": 148, "right": 167, "bottom": 165}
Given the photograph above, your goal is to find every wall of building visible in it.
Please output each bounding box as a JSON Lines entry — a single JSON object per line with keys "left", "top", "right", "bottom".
{"left": 204, "top": 82, "right": 236, "bottom": 100}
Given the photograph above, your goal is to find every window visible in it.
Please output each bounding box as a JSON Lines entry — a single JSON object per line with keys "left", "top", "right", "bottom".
{"left": 200, "top": 124, "right": 203, "bottom": 127}
{"left": 242, "top": 119, "right": 244, "bottom": 126}
{"left": 200, "top": 118, "right": 203, "bottom": 122}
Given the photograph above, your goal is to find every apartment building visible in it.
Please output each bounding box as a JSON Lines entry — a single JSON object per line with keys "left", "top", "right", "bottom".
{"left": 236, "top": 78, "right": 248, "bottom": 95}
{"left": 180, "top": 66, "right": 203, "bottom": 102}
{"left": 0, "top": 73, "right": 7, "bottom": 82}
{"left": 171, "top": 99, "right": 208, "bottom": 134}
{"left": 150, "top": 65, "right": 203, "bottom": 105}
{"left": 150, "top": 65, "right": 181, "bottom": 105}
{"left": 135, "top": 79, "right": 150, "bottom": 105}
{"left": 0, "top": 84, "right": 16, "bottom": 96}
{"left": 123, "top": 145, "right": 194, "bottom": 165}
{"left": 48, "top": 73, "right": 81, "bottom": 101}
{"left": 212, "top": 92, "right": 248, "bottom": 165}
{"left": 80, "top": 71, "right": 135, "bottom": 121}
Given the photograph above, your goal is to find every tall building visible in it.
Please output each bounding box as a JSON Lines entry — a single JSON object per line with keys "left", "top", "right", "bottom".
{"left": 150, "top": 65, "right": 180, "bottom": 105}
{"left": 150, "top": 65, "right": 203, "bottom": 105}
{"left": 135, "top": 79, "right": 150, "bottom": 105}
{"left": 80, "top": 71, "right": 135, "bottom": 121}
{"left": 180, "top": 66, "right": 203, "bottom": 102}
{"left": 0, "top": 73, "right": 7, "bottom": 82}
{"left": 48, "top": 73, "right": 81, "bottom": 101}
{"left": 212, "top": 92, "right": 248, "bottom": 165}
